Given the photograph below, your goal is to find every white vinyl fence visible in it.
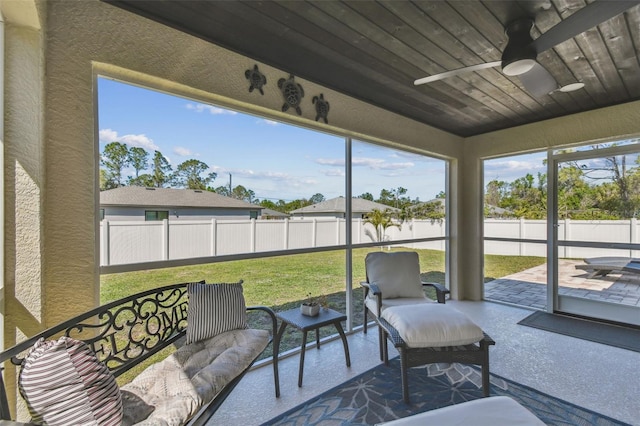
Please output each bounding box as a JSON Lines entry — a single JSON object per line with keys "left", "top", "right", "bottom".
{"left": 100, "top": 218, "right": 640, "bottom": 267}
{"left": 485, "top": 218, "right": 640, "bottom": 259}
{"left": 100, "top": 218, "right": 446, "bottom": 266}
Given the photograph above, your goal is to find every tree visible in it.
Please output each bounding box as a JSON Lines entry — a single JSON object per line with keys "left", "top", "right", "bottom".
{"left": 213, "top": 186, "right": 231, "bottom": 197}
{"left": 128, "top": 174, "right": 156, "bottom": 187}
{"left": 99, "top": 169, "right": 118, "bottom": 191}
{"left": 357, "top": 192, "right": 374, "bottom": 201}
{"left": 259, "top": 199, "right": 284, "bottom": 212}
{"left": 172, "top": 159, "right": 217, "bottom": 190}
{"left": 562, "top": 143, "right": 640, "bottom": 218}
{"left": 150, "top": 151, "right": 173, "bottom": 188}
{"left": 363, "top": 208, "right": 399, "bottom": 243}
{"left": 309, "top": 193, "right": 325, "bottom": 204}
{"left": 378, "top": 187, "right": 409, "bottom": 209}
{"left": 128, "top": 147, "right": 149, "bottom": 178}
{"left": 502, "top": 173, "right": 546, "bottom": 219}
{"left": 101, "top": 142, "right": 129, "bottom": 187}
{"left": 409, "top": 200, "right": 445, "bottom": 223}
{"left": 230, "top": 185, "right": 255, "bottom": 203}
{"left": 484, "top": 180, "right": 508, "bottom": 208}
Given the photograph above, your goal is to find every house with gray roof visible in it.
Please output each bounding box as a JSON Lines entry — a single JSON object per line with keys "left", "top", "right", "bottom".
{"left": 260, "top": 208, "right": 289, "bottom": 220}
{"left": 289, "top": 196, "right": 399, "bottom": 219}
{"left": 100, "top": 187, "right": 262, "bottom": 221}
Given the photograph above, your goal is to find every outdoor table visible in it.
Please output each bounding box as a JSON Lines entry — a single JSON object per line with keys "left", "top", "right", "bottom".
{"left": 274, "top": 307, "right": 351, "bottom": 387}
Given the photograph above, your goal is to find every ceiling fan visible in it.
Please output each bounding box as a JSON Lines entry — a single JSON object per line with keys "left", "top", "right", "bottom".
{"left": 414, "top": 1, "right": 640, "bottom": 97}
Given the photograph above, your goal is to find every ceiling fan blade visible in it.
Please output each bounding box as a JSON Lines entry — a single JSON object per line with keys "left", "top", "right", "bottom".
{"left": 532, "top": 0, "right": 640, "bottom": 54}
{"left": 414, "top": 61, "right": 501, "bottom": 85}
{"left": 518, "top": 62, "right": 558, "bottom": 97}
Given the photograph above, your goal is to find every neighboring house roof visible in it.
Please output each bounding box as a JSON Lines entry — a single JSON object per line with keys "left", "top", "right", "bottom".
{"left": 261, "top": 208, "right": 289, "bottom": 218}
{"left": 100, "top": 187, "right": 262, "bottom": 210}
{"left": 290, "top": 197, "right": 399, "bottom": 214}
{"left": 486, "top": 204, "right": 510, "bottom": 217}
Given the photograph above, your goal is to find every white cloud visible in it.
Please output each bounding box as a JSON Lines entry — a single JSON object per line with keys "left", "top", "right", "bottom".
{"left": 317, "top": 158, "right": 345, "bottom": 166}
{"left": 174, "top": 146, "right": 194, "bottom": 157}
{"left": 257, "top": 119, "right": 279, "bottom": 126}
{"left": 99, "top": 128, "right": 159, "bottom": 151}
{"left": 317, "top": 157, "right": 414, "bottom": 171}
{"left": 99, "top": 129, "right": 118, "bottom": 144}
{"left": 185, "top": 103, "right": 238, "bottom": 115}
{"left": 324, "top": 169, "right": 345, "bottom": 177}
{"left": 484, "top": 154, "right": 547, "bottom": 183}
{"left": 388, "top": 150, "right": 425, "bottom": 161}
{"left": 485, "top": 159, "right": 545, "bottom": 174}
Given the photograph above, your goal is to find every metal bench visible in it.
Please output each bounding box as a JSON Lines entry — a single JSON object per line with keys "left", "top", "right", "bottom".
{"left": 0, "top": 282, "right": 279, "bottom": 425}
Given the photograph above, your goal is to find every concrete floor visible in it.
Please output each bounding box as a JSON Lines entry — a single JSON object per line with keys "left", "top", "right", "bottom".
{"left": 210, "top": 301, "right": 640, "bottom": 425}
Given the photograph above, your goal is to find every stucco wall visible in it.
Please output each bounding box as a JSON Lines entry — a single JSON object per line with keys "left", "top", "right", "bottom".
{"left": 3, "top": 3, "right": 45, "bottom": 414}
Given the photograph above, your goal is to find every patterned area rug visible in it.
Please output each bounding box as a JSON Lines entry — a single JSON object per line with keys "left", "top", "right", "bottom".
{"left": 262, "top": 358, "right": 629, "bottom": 426}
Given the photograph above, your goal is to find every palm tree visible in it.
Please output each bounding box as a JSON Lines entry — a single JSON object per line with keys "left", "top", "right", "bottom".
{"left": 363, "top": 208, "right": 399, "bottom": 243}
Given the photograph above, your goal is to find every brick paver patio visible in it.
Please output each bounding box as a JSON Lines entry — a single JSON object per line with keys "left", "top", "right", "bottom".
{"left": 484, "top": 259, "right": 640, "bottom": 309}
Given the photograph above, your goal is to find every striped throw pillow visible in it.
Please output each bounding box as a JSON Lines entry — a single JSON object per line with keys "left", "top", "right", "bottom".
{"left": 186, "top": 281, "right": 248, "bottom": 344}
{"left": 18, "top": 336, "right": 123, "bottom": 426}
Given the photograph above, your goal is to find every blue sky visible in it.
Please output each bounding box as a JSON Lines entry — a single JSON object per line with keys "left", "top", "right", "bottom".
{"left": 98, "top": 78, "right": 639, "bottom": 202}
{"left": 97, "top": 77, "right": 447, "bottom": 202}
{"left": 484, "top": 152, "right": 547, "bottom": 183}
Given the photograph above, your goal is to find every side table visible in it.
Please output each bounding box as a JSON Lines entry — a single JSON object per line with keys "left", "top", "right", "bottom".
{"left": 274, "top": 307, "right": 351, "bottom": 387}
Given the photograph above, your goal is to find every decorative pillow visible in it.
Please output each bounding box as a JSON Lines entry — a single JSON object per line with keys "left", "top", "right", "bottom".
{"left": 365, "top": 251, "right": 425, "bottom": 299}
{"left": 186, "top": 281, "right": 248, "bottom": 344}
{"left": 381, "top": 304, "right": 484, "bottom": 347}
{"left": 18, "top": 336, "right": 123, "bottom": 426}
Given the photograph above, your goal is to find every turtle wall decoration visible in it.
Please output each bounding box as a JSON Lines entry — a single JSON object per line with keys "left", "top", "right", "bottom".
{"left": 277, "top": 74, "right": 304, "bottom": 115}
{"left": 245, "top": 64, "right": 267, "bottom": 95}
{"left": 312, "top": 94, "right": 330, "bottom": 124}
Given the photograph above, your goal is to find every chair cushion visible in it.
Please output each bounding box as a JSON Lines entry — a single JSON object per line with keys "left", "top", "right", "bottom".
{"left": 18, "top": 336, "right": 123, "bottom": 426}
{"left": 365, "top": 295, "right": 431, "bottom": 317}
{"left": 381, "top": 304, "right": 484, "bottom": 347}
{"left": 376, "top": 396, "right": 545, "bottom": 426}
{"left": 186, "top": 281, "right": 248, "bottom": 344}
{"left": 365, "top": 252, "right": 425, "bottom": 299}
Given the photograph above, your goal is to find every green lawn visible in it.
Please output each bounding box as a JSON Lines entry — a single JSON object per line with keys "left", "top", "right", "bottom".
{"left": 101, "top": 248, "right": 544, "bottom": 383}
{"left": 101, "top": 248, "right": 542, "bottom": 305}
{"left": 100, "top": 247, "right": 448, "bottom": 307}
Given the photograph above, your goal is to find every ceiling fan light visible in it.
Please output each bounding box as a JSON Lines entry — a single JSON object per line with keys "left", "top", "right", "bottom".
{"left": 559, "top": 82, "right": 585, "bottom": 92}
{"left": 502, "top": 59, "right": 536, "bottom": 76}
{"left": 501, "top": 18, "right": 537, "bottom": 76}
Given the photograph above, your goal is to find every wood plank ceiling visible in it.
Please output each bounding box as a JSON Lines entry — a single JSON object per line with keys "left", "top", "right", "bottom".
{"left": 105, "top": 0, "right": 640, "bottom": 137}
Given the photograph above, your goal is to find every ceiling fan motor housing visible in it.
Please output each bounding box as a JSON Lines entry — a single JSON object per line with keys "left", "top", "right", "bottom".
{"left": 502, "top": 18, "right": 537, "bottom": 76}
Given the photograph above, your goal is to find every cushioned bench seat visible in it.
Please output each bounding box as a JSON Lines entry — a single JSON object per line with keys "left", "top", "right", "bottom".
{"left": 377, "top": 396, "right": 545, "bottom": 426}
{"left": 122, "top": 329, "right": 269, "bottom": 425}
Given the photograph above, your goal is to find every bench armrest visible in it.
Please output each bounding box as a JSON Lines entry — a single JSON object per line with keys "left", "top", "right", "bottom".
{"left": 246, "top": 306, "right": 278, "bottom": 340}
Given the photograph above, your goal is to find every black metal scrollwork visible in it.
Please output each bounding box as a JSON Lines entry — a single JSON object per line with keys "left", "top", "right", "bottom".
{"left": 5, "top": 283, "right": 191, "bottom": 377}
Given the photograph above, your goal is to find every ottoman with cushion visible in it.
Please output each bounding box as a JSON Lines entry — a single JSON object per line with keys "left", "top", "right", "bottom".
{"left": 361, "top": 251, "right": 495, "bottom": 404}
{"left": 377, "top": 396, "right": 546, "bottom": 426}
{"left": 379, "top": 303, "right": 494, "bottom": 403}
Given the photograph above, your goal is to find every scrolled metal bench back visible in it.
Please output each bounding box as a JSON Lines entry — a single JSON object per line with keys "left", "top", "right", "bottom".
{"left": 0, "top": 282, "right": 197, "bottom": 377}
